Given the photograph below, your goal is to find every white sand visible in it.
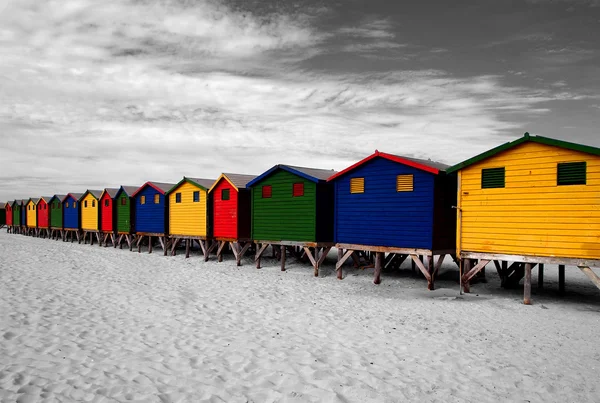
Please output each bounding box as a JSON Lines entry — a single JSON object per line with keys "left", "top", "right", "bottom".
{"left": 1, "top": 231, "right": 600, "bottom": 403}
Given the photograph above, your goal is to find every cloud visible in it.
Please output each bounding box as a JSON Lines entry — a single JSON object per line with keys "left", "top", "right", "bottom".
{"left": 0, "top": 0, "right": 597, "bottom": 200}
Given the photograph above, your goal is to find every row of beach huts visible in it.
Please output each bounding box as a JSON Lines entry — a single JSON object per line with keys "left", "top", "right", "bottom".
{"left": 2, "top": 133, "right": 600, "bottom": 305}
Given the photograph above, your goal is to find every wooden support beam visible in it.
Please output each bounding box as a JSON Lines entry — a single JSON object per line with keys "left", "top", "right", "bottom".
{"left": 255, "top": 243, "right": 269, "bottom": 269}
{"left": 433, "top": 254, "right": 446, "bottom": 278}
{"left": 578, "top": 265, "right": 600, "bottom": 291}
{"left": 336, "top": 249, "right": 354, "bottom": 279}
{"left": 462, "top": 259, "right": 471, "bottom": 293}
{"left": 524, "top": 263, "right": 532, "bottom": 305}
{"left": 238, "top": 243, "right": 251, "bottom": 266}
{"left": 304, "top": 247, "right": 317, "bottom": 267}
{"left": 410, "top": 254, "right": 431, "bottom": 283}
{"left": 428, "top": 254, "right": 435, "bottom": 290}
{"left": 186, "top": 239, "right": 191, "bottom": 259}
{"left": 148, "top": 236, "right": 153, "bottom": 254}
{"left": 317, "top": 247, "right": 331, "bottom": 267}
{"left": 558, "top": 264, "right": 565, "bottom": 296}
{"left": 170, "top": 238, "right": 180, "bottom": 256}
{"left": 281, "top": 245, "right": 286, "bottom": 271}
{"left": 217, "top": 241, "right": 226, "bottom": 262}
{"left": 198, "top": 240, "right": 207, "bottom": 261}
{"left": 463, "top": 259, "right": 491, "bottom": 283}
{"left": 374, "top": 252, "right": 383, "bottom": 285}
{"left": 538, "top": 264, "right": 544, "bottom": 289}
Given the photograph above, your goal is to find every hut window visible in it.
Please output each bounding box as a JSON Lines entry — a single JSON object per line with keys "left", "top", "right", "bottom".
{"left": 481, "top": 168, "right": 505, "bottom": 189}
{"left": 221, "top": 189, "right": 230, "bottom": 201}
{"left": 105, "top": 199, "right": 110, "bottom": 207}
{"left": 84, "top": 201, "right": 88, "bottom": 208}
{"left": 140, "top": 196, "right": 146, "bottom": 205}
{"left": 175, "top": 193, "right": 182, "bottom": 203}
{"left": 396, "top": 175, "right": 414, "bottom": 192}
{"left": 350, "top": 177, "right": 364, "bottom": 194}
{"left": 193, "top": 191, "right": 200, "bottom": 202}
{"left": 262, "top": 185, "right": 272, "bottom": 198}
{"left": 293, "top": 183, "right": 304, "bottom": 197}
{"left": 121, "top": 197, "right": 127, "bottom": 206}
{"left": 92, "top": 200, "right": 95, "bottom": 208}
{"left": 154, "top": 194, "right": 160, "bottom": 204}
{"left": 557, "top": 162, "right": 586, "bottom": 186}
{"left": 66, "top": 202, "right": 70, "bottom": 208}
{"left": 73, "top": 202, "right": 77, "bottom": 208}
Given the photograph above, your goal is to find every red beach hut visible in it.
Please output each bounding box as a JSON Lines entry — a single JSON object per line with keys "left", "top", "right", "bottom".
{"left": 208, "top": 173, "right": 256, "bottom": 265}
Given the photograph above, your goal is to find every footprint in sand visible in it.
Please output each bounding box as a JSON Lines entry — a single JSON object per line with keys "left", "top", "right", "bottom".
{"left": 3, "top": 331, "right": 17, "bottom": 340}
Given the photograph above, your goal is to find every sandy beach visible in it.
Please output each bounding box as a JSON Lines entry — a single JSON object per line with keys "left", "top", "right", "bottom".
{"left": 1, "top": 231, "right": 599, "bottom": 403}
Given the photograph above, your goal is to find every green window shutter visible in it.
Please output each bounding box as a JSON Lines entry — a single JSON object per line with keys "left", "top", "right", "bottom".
{"left": 481, "top": 167, "right": 505, "bottom": 189}
{"left": 557, "top": 162, "right": 586, "bottom": 186}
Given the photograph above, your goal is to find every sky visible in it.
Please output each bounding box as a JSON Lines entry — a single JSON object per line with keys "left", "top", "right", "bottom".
{"left": 1, "top": 0, "right": 600, "bottom": 200}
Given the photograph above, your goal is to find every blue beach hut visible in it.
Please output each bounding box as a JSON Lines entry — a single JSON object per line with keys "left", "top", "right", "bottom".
{"left": 62, "top": 193, "right": 83, "bottom": 242}
{"left": 327, "top": 150, "right": 457, "bottom": 289}
{"left": 131, "top": 182, "right": 175, "bottom": 255}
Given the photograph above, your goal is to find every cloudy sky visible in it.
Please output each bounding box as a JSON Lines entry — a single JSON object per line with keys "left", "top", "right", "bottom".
{"left": 1, "top": 0, "right": 600, "bottom": 200}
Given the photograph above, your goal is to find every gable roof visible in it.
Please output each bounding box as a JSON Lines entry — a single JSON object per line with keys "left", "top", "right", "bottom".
{"left": 80, "top": 190, "right": 103, "bottom": 201}
{"left": 327, "top": 150, "right": 446, "bottom": 182}
{"left": 49, "top": 195, "right": 66, "bottom": 203}
{"left": 447, "top": 132, "right": 600, "bottom": 174}
{"left": 101, "top": 188, "right": 120, "bottom": 199}
{"left": 247, "top": 165, "right": 337, "bottom": 187}
{"left": 62, "top": 193, "right": 83, "bottom": 203}
{"left": 115, "top": 186, "right": 139, "bottom": 198}
{"left": 0, "top": 202, "right": 4, "bottom": 209}
{"left": 166, "top": 177, "right": 217, "bottom": 194}
{"left": 208, "top": 173, "right": 257, "bottom": 193}
{"left": 27, "top": 198, "right": 40, "bottom": 205}
{"left": 38, "top": 196, "right": 53, "bottom": 204}
{"left": 131, "top": 182, "right": 176, "bottom": 197}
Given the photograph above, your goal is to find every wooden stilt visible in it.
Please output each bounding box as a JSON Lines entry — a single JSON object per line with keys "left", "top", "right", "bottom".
{"left": 578, "top": 266, "right": 600, "bottom": 291}
{"left": 255, "top": 243, "right": 269, "bottom": 269}
{"left": 538, "top": 264, "right": 544, "bottom": 289}
{"left": 217, "top": 241, "right": 226, "bottom": 262}
{"left": 337, "top": 249, "right": 344, "bottom": 279}
{"left": 427, "top": 254, "right": 435, "bottom": 290}
{"left": 336, "top": 249, "right": 354, "bottom": 279}
{"left": 186, "top": 239, "right": 190, "bottom": 258}
{"left": 148, "top": 236, "right": 153, "bottom": 254}
{"left": 524, "top": 263, "right": 532, "bottom": 305}
{"left": 374, "top": 252, "right": 383, "bottom": 285}
{"left": 558, "top": 264, "right": 565, "bottom": 296}
{"left": 463, "top": 259, "right": 471, "bottom": 293}
{"left": 281, "top": 245, "right": 286, "bottom": 271}
{"left": 237, "top": 243, "right": 251, "bottom": 266}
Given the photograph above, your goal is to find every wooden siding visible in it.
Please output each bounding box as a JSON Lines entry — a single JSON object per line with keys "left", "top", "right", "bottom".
{"left": 333, "top": 158, "right": 435, "bottom": 249}
{"left": 63, "top": 196, "right": 79, "bottom": 229}
{"left": 168, "top": 182, "right": 208, "bottom": 236}
{"left": 37, "top": 199, "right": 49, "bottom": 228}
{"left": 50, "top": 199, "right": 62, "bottom": 228}
{"left": 21, "top": 204, "right": 26, "bottom": 227}
{"left": 13, "top": 204, "right": 20, "bottom": 226}
{"left": 212, "top": 178, "right": 238, "bottom": 239}
{"left": 5, "top": 204, "right": 12, "bottom": 226}
{"left": 135, "top": 186, "right": 166, "bottom": 234}
{"left": 458, "top": 141, "right": 600, "bottom": 259}
{"left": 26, "top": 201, "right": 37, "bottom": 227}
{"left": 252, "top": 170, "right": 317, "bottom": 242}
{"left": 100, "top": 193, "right": 114, "bottom": 231}
{"left": 116, "top": 193, "right": 133, "bottom": 233}
{"left": 81, "top": 193, "right": 99, "bottom": 231}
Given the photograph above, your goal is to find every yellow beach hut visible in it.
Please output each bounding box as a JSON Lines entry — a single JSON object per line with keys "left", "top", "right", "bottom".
{"left": 166, "top": 177, "right": 216, "bottom": 260}
{"left": 447, "top": 132, "right": 600, "bottom": 304}
{"left": 26, "top": 198, "right": 39, "bottom": 236}
{"left": 80, "top": 190, "right": 103, "bottom": 245}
